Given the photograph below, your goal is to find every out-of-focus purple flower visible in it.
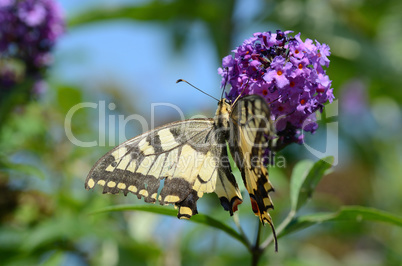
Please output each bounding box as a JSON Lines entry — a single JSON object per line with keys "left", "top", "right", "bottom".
{"left": 0, "top": 0, "right": 64, "bottom": 68}
{"left": 0, "top": 0, "right": 64, "bottom": 99}
{"left": 218, "top": 30, "right": 334, "bottom": 148}
{"left": 341, "top": 79, "right": 367, "bottom": 115}
{"left": 32, "top": 78, "right": 47, "bottom": 95}
{"left": 0, "top": 0, "right": 13, "bottom": 8}
{"left": 0, "top": 63, "right": 17, "bottom": 89}
{"left": 18, "top": 1, "right": 46, "bottom": 27}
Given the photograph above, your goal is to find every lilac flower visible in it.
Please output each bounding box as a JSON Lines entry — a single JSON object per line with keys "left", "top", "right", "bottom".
{"left": 0, "top": 0, "right": 64, "bottom": 67}
{"left": 0, "top": 0, "right": 64, "bottom": 98}
{"left": 218, "top": 30, "right": 334, "bottom": 148}
{"left": 18, "top": 1, "right": 46, "bottom": 26}
{"left": 263, "top": 57, "right": 292, "bottom": 88}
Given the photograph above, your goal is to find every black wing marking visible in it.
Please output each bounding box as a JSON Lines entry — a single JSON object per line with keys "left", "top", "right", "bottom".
{"left": 229, "top": 95, "right": 278, "bottom": 250}
{"left": 85, "top": 118, "right": 242, "bottom": 219}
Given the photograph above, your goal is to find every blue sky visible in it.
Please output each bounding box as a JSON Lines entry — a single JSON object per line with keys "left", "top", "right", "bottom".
{"left": 53, "top": 0, "right": 264, "bottom": 120}
{"left": 54, "top": 0, "right": 217, "bottom": 123}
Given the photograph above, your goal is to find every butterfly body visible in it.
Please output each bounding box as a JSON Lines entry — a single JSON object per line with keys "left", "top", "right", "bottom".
{"left": 85, "top": 95, "right": 277, "bottom": 248}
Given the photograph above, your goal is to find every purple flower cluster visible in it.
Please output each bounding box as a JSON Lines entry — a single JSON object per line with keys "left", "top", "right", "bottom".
{"left": 218, "top": 30, "right": 334, "bottom": 147}
{"left": 0, "top": 0, "right": 64, "bottom": 92}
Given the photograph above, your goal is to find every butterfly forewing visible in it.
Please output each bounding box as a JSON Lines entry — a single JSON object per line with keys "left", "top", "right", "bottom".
{"left": 85, "top": 118, "right": 242, "bottom": 219}
{"left": 85, "top": 94, "right": 277, "bottom": 250}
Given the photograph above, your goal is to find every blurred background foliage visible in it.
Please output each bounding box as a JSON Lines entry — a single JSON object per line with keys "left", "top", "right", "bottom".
{"left": 1, "top": 0, "right": 402, "bottom": 265}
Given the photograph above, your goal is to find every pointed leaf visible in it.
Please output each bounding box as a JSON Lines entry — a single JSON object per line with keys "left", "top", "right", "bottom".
{"left": 290, "top": 160, "right": 314, "bottom": 212}
{"left": 290, "top": 156, "right": 334, "bottom": 212}
{"left": 280, "top": 206, "right": 402, "bottom": 237}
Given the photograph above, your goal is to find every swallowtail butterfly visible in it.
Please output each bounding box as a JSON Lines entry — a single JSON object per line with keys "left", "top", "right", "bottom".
{"left": 85, "top": 93, "right": 278, "bottom": 250}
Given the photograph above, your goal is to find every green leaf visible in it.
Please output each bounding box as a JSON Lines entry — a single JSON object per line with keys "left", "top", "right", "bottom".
{"left": 67, "top": 1, "right": 231, "bottom": 27}
{"left": 68, "top": 5, "right": 174, "bottom": 27}
{"left": 90, "top": 204, "right": 248, "bottom": 248}
{"left": 56, "top": 86, "right": 83, "bottom": 115}
{"left": 281, "top": 206, "right": 402, "bottom": 237}
{"left": 290, "top": 156, "right": 334, "bottom": 212}
{"left": 289, "top": 160, "right": 313, "bottom": 211}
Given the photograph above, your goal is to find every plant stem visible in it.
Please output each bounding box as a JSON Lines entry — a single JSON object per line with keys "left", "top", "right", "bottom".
{"left": 254, "top": 220, "right": 262, "bottom": 247}
{"left": 251, "top": 249, "right": 262, "bottom": 266}
{"left": 251, "top": 221, "right": 263, "bottom": 266}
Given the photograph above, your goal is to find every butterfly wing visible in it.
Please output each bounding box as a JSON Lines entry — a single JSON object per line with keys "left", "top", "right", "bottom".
{"left": 85, "top": 118, "right": 242, "bottom": 219}
{"left": 228, "top": 95, "right": 278, "bottom": 248}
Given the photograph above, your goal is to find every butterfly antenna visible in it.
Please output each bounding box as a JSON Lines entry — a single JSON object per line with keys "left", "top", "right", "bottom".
{"left": 176, "top": 79, "right": 219, "bottom": 102}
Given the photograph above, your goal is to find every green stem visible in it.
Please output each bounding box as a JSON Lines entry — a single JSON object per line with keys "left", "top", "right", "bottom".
{"left": 251, "top": 221, "right": 263, "bottom": 266}
{"left": 251, "top": 249, "right": 262, "bottom": 266}
{"left": 254, "top": 220, "right": 262, "bottom": 247}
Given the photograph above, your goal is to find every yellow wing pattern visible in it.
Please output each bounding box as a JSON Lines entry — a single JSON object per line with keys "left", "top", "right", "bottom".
{"left": 85, "top": 95, "right": 277, "bottom": 249}
{"left": 85, "top": 119, "right": 242, "bottom": 219}
{"left": 229, "top": 95, "right": 278, "bottom": 250}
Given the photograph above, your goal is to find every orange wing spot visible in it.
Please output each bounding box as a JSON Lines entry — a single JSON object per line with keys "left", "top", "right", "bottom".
{"left": 232, "top": 198, "right": 243, "bottom": 213}
{"left": 250, "top": 197, "right": 260, "bottom": 215}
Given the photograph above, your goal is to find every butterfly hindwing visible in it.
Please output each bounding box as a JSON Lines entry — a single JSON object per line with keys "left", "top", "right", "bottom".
{"left": 85, "top": 118, "right": 242, "bottom": 219}
{"left": 85, "top": 94, "right": 278, "bottom": 249}
{"left": 229, "top": 95, "right": 276, "bottom": 229}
